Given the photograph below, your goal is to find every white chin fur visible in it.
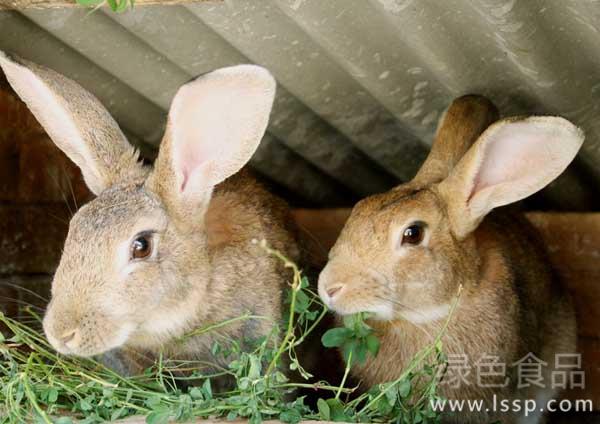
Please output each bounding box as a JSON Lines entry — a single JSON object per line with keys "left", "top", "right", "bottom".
{"left": 400, "top": 303, "right": 450, "bottom": 324}
{"left": 366, "top": 303, "right": 394, "bottom": 320}
{"left": 45, "top": 333, "right": 65, "bottom": 354}
{"left": 329, "top": 302, "right": 394, "bottom": 321}
{"left": 137, "top": 300, "right": 198, "bottom": 343}
{"left": 110, "top": 322, "right": 136, "bottom": 349}
{"left": 140, "top": 309, "right": 191, "bottom": 338}
{"left": 82, "top": 323, "right": 136, "bottom": 356}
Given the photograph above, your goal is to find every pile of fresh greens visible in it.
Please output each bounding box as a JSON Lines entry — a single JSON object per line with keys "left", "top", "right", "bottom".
{"left": 0, "top": 244, "right": 449, "bottom": 423}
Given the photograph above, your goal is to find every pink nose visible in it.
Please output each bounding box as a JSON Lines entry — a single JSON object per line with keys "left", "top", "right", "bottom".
{"left": 326, "top": 285, "right": 343, "bottom": 298}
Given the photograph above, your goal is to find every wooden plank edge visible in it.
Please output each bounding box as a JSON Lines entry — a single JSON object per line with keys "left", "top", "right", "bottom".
{"left": 0, "top": 0, "right": 217, "bottom": 10}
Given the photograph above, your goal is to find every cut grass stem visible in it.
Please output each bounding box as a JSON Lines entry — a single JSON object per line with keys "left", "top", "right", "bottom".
{"left": 0, "top": 242, "right": 450, "bottom": 423}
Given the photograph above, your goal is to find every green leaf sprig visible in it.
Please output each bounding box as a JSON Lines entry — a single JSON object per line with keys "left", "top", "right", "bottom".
{"left": 0, "top": 243, "right": 454, "bottom": 423}
{"left": 321, "top": 312, "right": 380, "bottom": 365}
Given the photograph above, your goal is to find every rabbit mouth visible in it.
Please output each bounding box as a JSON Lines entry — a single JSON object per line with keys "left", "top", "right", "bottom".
{"left": 45, "top": 322, "right": 136, "bottom": 357}
{"left": 325, "top": 294, "right": 394, "bottom": 320}
{"left": 318, "top": 279, "right": 394, "bottom": 319}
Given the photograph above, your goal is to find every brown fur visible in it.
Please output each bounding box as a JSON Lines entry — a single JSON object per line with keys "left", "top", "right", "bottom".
{"left": 0, "top": 53, "right": 301, "bottom": 385}
{"left": 318, "top": 95, "right": 580, "bottom": 423}
{"left": 44, "top": 169, "right": 298, "bottom": 375}
{"left": 413, "top": 94, "right": 499, "bottom": 186}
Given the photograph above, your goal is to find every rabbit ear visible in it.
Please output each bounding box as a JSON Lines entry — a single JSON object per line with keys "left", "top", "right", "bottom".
{"left": 412, "top": 94, "right": 498, "bottom": 187}
{"left": 439, "top": 116, "right": 583, "bottom": 239}
{"left": 148, "top": 65, "right": 275, "bottom": 221}
{"left": 0, "top": 52, "right": 145, "bottom": 195}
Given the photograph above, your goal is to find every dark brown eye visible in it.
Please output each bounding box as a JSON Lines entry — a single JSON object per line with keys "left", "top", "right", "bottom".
{"left": 402, "top": 223, "right": 425, "bottom": 245}
{"left": 131, "top": 234, "right": 152, "bottom": 260}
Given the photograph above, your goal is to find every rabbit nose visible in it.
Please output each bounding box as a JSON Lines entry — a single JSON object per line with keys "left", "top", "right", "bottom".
{"left": 59, "top": 329, "right": 80, "bottom": 349}
{"left": 326, "top": 284, "right": 344, "bottom": 298}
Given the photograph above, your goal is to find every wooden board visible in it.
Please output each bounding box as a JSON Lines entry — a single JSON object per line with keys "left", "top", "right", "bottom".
{"left": 0, "top": 0, "right": 214, "bottom": 9}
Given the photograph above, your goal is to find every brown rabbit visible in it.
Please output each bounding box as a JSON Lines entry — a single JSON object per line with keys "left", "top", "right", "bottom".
{"left": 0, "top": 52, "right": 300, "bottom": 379}
{"left": 318, "top": 95, "right": 581, "bottom": 423}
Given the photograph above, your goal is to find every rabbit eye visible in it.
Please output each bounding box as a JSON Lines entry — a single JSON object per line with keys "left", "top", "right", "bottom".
{"left": 131, "top": 233, "right": 153, "bottom": 260}
{"left": 402, "top": 222, "right": 426, "bottom": 245}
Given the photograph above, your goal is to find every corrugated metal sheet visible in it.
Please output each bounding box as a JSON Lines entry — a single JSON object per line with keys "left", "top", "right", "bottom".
{"left": 0, "top": 0, "right": 599, "bottom": 208}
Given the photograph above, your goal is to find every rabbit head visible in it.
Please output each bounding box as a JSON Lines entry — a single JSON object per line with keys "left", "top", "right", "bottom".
{"left": 318, "top": 95, "right": 583, "bottom": 324}
{"left": 0, "top": 52, "right": 276, "bottom": 357}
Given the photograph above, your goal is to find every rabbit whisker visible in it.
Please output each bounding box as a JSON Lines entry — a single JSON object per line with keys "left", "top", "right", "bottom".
{"left": 96, "top": 332, "right": 112, "bottom": 356}
{"left": 0, "top": 280, "right": 49, "bottom": 302}
{"left": 64, "top": 165, "right": 79, "bottom": 210}
{"left": 367, "top": 267, "right": 394, "bottom": 290}
{"left": 46, "top": 167, "right": 74, "bottom": 217}
{"left": 46, "top": 212, "right": 69, "bottom": 225}
{"left": 373, "top": 294, "right": 435, "bottom": 340}
{"left": 373, "top": 292, "right": 460, "bottom": 348}
{"left": 0, "top": 296, "right": 45, "bottom": 311}
{"left": 295, "top": 224, "right": 329, "bottom": 259}
{"left": 14, "top": 321, "right": 43, "bottom": 328}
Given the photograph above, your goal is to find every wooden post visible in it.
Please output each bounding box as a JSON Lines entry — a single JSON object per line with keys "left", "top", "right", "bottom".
{"left": 0, "top": 0, "right": 215, "bottom": 10}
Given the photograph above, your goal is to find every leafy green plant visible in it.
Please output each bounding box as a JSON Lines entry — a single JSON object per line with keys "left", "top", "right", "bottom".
{"left": 316, "top": 288, "right": 461, "bottom": 424}
{"left": 0, "top": 242, "right": 454, "bottom": 423}
{"left": 75, "top": 0, "right": 134, "bottom": 13}
{"left": 321, "top": 312, "right": 380, "bottom": 364}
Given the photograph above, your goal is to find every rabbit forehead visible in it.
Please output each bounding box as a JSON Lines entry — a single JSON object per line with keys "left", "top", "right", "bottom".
{"left": 67, "top": 184, "right": 165, "bottom": 247}
{"left": 338, "top": 185, "right": 442, "bottom": 252}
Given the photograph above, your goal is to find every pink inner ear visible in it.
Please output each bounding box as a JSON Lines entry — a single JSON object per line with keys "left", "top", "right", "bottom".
{"left": 164, "top": 65, "right": 275, "bottom": 198}
{"left": 472, "top": 122, "right": 557, "bottom": 195}
{"left": 178, "top": 139, "right": 206, "bottom": 192}
{"left": 172, "top": 89, "right": 233, "bottom": 194}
